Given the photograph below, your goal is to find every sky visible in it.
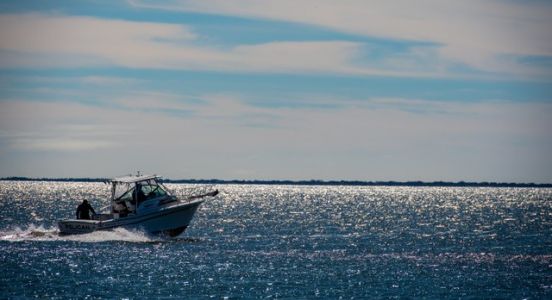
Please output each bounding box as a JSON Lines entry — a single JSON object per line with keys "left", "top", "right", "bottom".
{"left": 0, "top": 0, "right": 551, "bottom": 182}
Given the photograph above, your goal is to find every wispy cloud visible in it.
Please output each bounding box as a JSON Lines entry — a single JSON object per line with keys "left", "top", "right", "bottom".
{"left": 3, "top": 94, "right": 550, "bottom": 180}
{"left": 0, "top": 13, "right": 368, "bottom": 74}
{"left": 9, "top": 137, "right": 116, "bottom": 152}
{"left": 130, "top": 0, "right": 552, "bottom": 78}
{"left": 3, "top": 11, "right": 549, "bottom": 78}
{"left": 0, "top": 13, "right": 198, "bottom": 68}
{"left": 0, "top": 101, "right": 128, "bottom": 152}
{"left": 117, "top": 91, "right": 282, "bottom": 127}
{"left": 79, "top": 76, "right": 146, "bottom": 86}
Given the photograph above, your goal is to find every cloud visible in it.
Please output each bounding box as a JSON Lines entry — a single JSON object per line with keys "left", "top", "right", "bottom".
{"left": 0, "top": 13, "right": 198, "bottom": 68}
{"left": 130, "top": 0, "right": 552, "bottom": 78}
{"left": 116, "top": 91, "right": 195, "bottom": 110}
{"left": 1, "top": 95, "right": 551, "bottom": 181}
{"left": 9, "top": 137, "right": 116, "bottom": 152}
{"left": 79, "top": 76, "right": 146, "bottom": 86}
{"left": 113, "top": 91, "right": 281, "bottom": 127}
{"left": 0, "top": 101, "right": 126, "bottom": 152}
{"left": 0, "top": 13, "right": 367, "bottom": 75}
{"left": 3, "top": 11, "right": 549, "bottom": 78}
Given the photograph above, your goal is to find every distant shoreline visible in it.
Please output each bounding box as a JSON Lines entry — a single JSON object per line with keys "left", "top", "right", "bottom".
{"left": 1, "top": 177, "right": 551, "bottom": 188}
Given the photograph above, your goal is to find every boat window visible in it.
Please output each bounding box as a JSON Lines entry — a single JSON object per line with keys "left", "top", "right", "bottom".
{"left": 139, "top": 183, "right": 167, "bottom": 199}
{"left": 113, "top": 182, "right": 134, "bottom": 200}
{"left": 149, "top": 185, "right": 167, "bottom": 199}
{"left": 115, "top": 187, "right": 135, "bottom": 202}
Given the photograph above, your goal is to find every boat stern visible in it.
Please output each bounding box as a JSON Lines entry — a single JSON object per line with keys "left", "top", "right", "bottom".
{"left": 58, "top": 219, "right": 100, "bottom": 235}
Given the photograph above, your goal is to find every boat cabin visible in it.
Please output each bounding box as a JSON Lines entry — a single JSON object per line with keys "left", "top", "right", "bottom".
{"left": 110, "top": 174, "right": 174, "bottom": 217}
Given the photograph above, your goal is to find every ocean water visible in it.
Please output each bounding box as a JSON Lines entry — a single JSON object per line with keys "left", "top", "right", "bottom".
{"left": 0, "top": 182, "right": 551, "bottom": 299}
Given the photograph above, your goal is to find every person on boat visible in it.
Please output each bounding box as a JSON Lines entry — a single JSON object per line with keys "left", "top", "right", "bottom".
{"left": 113, "top": 201, "right": 129, "bottom": 217}
{"left": 76, "top": 200, "right": 96, "bottom": 220}
{"left": 135, "top": 183, "right": 146, "bottom": 206}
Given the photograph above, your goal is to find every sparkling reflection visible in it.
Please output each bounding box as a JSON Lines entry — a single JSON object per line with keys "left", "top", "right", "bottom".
{"left": 0, "top": 182, "right": 551, "bottom": 298}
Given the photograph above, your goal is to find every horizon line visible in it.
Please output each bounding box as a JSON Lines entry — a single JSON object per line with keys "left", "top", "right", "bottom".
{"left": 1, "top": 177, "right": 551, "bottom": 188}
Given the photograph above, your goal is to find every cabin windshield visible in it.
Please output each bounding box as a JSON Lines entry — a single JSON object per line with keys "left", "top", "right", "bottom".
{"left": 110, "top": 176, "right": 170, "bottom": 215}
{"left": 113, "top": 178, "right": 168, "bottom": 202}
{"left": 136, "top": 179, "right": 168, "bottom": 200}
{"left": 113, "top": 182, "right": 134, "bottom": 201}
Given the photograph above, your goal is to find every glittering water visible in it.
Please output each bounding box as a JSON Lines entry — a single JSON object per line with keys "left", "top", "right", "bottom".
{"left": 1, "top": 182, "right": 551, "bottom": 298}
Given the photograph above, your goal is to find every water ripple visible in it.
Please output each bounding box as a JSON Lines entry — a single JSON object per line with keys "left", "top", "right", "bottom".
{"left": 1, "top": 182, "right": 551, "bottom": 298}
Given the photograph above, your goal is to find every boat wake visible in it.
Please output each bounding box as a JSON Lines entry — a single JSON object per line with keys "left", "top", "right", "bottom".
{"left": 0, "top": 224, "right": 179, "bottom": 243}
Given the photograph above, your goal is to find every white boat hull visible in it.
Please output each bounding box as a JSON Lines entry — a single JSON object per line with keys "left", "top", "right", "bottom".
{"left": 58, "top": 199, "right": 204, "bottom": 237}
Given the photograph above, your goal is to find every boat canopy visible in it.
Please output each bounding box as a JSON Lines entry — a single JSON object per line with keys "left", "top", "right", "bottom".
{"left": 110, "top": 174, "right": 170, "bottom": 206}
{"left": 111, "top": 174, "right": 161, "bottom": 183}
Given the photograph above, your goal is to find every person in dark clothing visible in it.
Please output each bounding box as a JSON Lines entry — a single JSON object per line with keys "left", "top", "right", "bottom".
{"left": 135, "top": 184, "right": 146, "bottom": 206}
{"left": 76, "top": 200, "right": 96, "bottom": 220}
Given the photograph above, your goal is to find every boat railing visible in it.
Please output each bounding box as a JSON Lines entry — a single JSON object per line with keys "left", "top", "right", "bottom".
{"left": 168, "top": 184, "right": 219, "bottom": 202}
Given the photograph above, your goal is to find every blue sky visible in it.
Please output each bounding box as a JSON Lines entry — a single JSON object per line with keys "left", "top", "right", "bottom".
{"left": 0, "top": 0, "right": 551, "bottom": 182}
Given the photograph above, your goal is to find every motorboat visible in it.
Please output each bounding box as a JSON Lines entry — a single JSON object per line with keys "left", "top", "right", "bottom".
{"left": 58, "top": 174, "right": 218, "bottom": 237}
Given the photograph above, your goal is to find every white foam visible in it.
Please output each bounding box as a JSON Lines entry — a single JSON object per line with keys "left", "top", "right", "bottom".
{"left": 65, "top": 227, "right": 159, "bottom": 243}
{"left": 0, "top": 224, "right": 162, "bottom": 243}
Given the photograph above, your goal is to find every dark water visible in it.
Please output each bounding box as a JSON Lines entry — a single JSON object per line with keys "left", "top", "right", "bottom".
{"left": 1, "top": 182, "right": 551, "bottom": 299}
